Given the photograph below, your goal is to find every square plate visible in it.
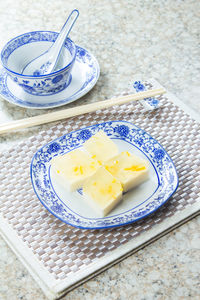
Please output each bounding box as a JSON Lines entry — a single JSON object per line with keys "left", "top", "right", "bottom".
{"left": 30, "top": 121, "right": 178, "bottom": 229}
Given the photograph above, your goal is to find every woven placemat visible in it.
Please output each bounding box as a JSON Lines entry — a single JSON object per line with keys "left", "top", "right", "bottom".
{"left": 0, "top": 79, "right": 200, "bottom": 299}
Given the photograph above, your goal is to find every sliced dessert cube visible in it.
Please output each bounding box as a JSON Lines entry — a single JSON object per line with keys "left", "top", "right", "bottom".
{"left": 105, "top": 151, "right": 149, "bottom": 192}
{"left": 83, "top": 130, "right": 118, "bottom": 163}
{"left": 82, "top": 167, "right": 123, "bottom": 217}
{"left": 51, "top": 149, "right": 101, "bottom": 192}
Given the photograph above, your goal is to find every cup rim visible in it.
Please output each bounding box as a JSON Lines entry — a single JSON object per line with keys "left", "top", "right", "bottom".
{"left": 0, "top": 30, "right": 77, "bottom": 78}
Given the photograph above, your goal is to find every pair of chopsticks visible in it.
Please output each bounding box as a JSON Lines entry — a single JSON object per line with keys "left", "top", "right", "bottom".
{"left": 0, "top": 88, "right": 165, "bottom": 135}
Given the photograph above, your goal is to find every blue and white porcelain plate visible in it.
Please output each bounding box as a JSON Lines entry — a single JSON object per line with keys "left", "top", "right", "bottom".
{"left": 0, "top": 46, "right": 99, "bottom": 109}
{"left": 31, "top": 121, "right": 178, "bottom": 229}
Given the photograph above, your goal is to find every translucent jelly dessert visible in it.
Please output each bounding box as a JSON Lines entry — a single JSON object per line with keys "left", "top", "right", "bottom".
{"left": 83, "top": 130, "right": 118, "bottom": 163}
{"left": 105, "top": 151, "right": 149, "bottom": 192}
{"left": 82, "top": 167, "right": 123, "bottom": 217}
{"left": 51, "top": 149, "right": 101, "bottom": 192}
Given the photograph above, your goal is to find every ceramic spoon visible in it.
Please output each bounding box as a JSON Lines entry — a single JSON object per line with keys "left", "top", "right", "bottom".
{"left": 22, "top": 9, "right": 79, "bottom": 76}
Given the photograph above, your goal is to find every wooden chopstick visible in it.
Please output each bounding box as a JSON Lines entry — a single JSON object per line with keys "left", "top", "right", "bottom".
{"left": 0, "top": 88, "right": 165, "bottom": 135}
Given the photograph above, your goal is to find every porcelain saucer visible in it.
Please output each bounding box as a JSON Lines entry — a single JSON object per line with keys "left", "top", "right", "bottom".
{"left": 0, "top": 46, "right": 100, "bottom": 109}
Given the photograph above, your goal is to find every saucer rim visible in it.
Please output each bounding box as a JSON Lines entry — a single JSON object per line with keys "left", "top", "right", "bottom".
{"left": 0, "top": 45, "right": 100, "bottom": 109}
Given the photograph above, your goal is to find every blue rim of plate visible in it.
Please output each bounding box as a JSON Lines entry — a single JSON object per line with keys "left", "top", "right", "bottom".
{"left": 30, "top": 120, "right": 179, "bottom": 229}
{"left": 0, "top": 45, "right": 100, "bottom": 109}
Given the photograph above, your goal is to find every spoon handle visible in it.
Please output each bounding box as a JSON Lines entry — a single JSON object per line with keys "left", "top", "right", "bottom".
{"left": 48, "top": 9, "right": 79, "bottom": 67}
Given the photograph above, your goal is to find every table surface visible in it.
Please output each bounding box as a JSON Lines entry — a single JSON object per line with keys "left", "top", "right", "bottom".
{"left": 0, "top": 0, "right": 199, "bottom": 299}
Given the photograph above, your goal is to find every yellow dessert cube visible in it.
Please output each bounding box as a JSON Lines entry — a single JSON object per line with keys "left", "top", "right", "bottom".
{"left": 51, "top": 149, "right": 101, "bottom": 192}
{"left": 82, "top": 167, "right": 123, "bottom": 217}
{"left": 83, "top": 130, "right": 118, "bottom": 163}
{"left": 105, "top": 151, "right": 149, "bottom": 192}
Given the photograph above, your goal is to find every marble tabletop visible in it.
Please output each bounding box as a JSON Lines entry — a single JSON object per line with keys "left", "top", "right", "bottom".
{"left": 0, "top": 0, "right": 199, "bottom": 299}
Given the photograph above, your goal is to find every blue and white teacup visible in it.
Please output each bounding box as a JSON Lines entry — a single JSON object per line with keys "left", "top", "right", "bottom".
{"left": 1, "top": 31, "right": 77, "bottom": 96}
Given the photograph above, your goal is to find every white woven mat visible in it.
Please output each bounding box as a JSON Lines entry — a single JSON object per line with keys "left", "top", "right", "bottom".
{"left": 0, "top": 79, "right": 200, "bottom": 299}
